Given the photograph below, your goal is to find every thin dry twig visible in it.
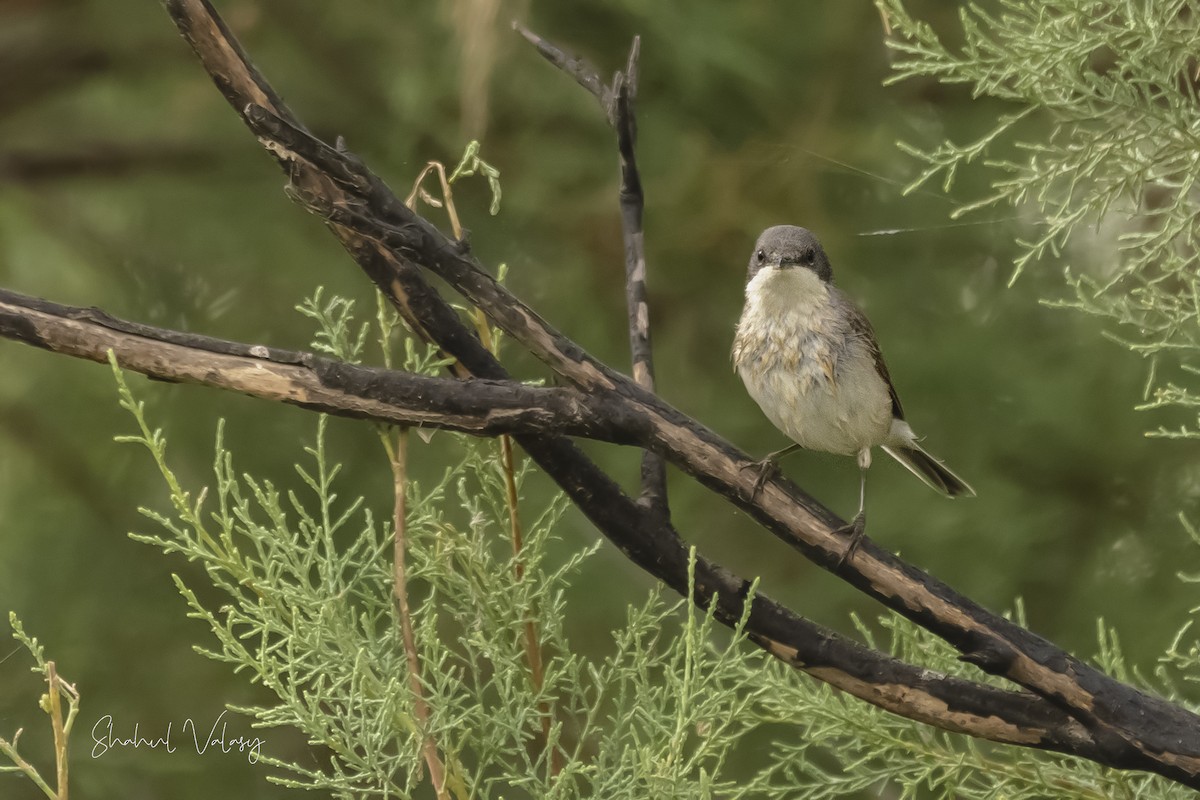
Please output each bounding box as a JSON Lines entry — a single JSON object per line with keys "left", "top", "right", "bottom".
{"left": 513, "top": 25, "right": 668, "bottom": 517}
{"left": 475, "top": 317, "right": 559, "bottom": 776}
{"left": 384, "top": 427, "right": 449, "bottom": 799}
{"left": 407, "top": 160, "right": 562, "bottom": 775}
{"left": 45, "top": 662, "right": 72, "bottom": 800}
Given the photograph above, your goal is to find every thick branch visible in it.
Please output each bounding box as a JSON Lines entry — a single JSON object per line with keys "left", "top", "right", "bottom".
{"left": 0, "top": 288, "right": 631, "bottom": 442}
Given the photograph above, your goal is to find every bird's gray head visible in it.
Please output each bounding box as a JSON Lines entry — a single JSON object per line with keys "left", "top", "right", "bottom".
{"left": 747, "top": 225, "right": 832, "bottom": 283}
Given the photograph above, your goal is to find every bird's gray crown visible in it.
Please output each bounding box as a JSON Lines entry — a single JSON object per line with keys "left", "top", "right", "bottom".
{"left": 747, "top": 225, "right": 833, "bottom": 282}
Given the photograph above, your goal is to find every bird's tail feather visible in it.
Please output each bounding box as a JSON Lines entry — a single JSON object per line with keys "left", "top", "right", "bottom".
{"left": 882, "top": 444, "right": 975, "bottom": 498}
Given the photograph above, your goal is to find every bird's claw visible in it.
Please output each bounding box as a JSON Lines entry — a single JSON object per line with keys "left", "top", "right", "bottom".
{"left": 741, "top": 457, "right": 780, "bottom": 498}
{"left": 835, "top": 512, "right": 867, "bottom": 569}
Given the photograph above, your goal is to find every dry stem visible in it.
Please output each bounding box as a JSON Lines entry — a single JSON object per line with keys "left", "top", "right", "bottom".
{"left": 384, "top": 427, "right": 449, "bottom": 799}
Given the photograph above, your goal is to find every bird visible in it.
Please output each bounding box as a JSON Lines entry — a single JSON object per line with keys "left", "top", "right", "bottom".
{"left": 731, "top": 224, "right": 973, "bottom": 562}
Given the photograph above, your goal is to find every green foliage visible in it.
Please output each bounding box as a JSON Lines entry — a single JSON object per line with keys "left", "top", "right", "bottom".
{"left": 449, "top": 141, "right": 503, "bottom": 216}
{"left": 879, "top": 0, "right": 1200, "bottom": 438}
{"left": 106, "top": 294, "right": 786, "bottom": 798}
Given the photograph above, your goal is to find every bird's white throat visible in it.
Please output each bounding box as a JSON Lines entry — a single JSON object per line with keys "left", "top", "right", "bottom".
{"left": 744, "top": 266, "right": 829, "bottom": 322}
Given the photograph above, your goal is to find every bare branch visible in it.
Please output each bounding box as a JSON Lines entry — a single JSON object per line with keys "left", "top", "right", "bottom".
{"left": 615, "top": 69, "right": 671, "bottom": 517}
{"left": 515, "top": 27, "right": 667, "bottom": 517}
{"left": 385, "top": 427, "right": 450, "bottom": 799}
{"left": 513, "top": 22, "right": 613, "bottom": 120}
{"left": 0, "top": 288, "right": 631, "bottom": 442}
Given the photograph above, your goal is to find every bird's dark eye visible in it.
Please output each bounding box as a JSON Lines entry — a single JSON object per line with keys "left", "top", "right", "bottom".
{"left": 755, "top": 249, "right": 766, "bottom": 264}
{"left": 802, "top": 248, "right": 815, "bottom": 265}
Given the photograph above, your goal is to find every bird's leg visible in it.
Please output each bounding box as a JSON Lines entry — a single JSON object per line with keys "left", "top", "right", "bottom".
{"left": 837, "top": 449, "right": 870, "bottom": 568}
{"left": 741, "top": 442, "right": 803, "bottom": 497}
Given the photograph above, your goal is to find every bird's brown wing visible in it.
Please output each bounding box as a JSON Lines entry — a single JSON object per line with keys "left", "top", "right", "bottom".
{"left": 840, "top": 293, "right": 905, "bottom": 421}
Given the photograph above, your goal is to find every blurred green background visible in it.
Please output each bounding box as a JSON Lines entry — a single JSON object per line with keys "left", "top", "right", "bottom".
{"left": 2, "top": 0, "right": 1197, "bottom": 797}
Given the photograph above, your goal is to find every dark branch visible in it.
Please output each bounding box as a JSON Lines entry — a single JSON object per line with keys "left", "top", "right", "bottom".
{"left": 517, "top": 26, "right": 668, "bottom": 518}
{"left": 165, "top": 0, "right": 303, "bottom": 130}
{"left": 613, "top": 42, "right": 669, "bottom": 518}
{"left": 513, "top": 22, "right": 614, "bottom": 121}
{"left": 0, "top": 289, "right": 634, "bottom": 442}
{"left": 0, "top": 143, "right": 215, "bottom": 184}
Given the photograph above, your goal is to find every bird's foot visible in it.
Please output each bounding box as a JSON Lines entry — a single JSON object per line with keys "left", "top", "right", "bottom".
{"left": 740, "top": 457, "right": 780, "bottom": 498}
{"left": 835, "top": 512, "right": 867, "bottom": 569}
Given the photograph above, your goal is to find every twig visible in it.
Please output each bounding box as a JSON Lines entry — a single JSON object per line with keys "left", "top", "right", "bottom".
{"left": 517, "top": 27, "right": 669, "bottom": 517}
{"left": 46, "top": 662, "right": 74, "bottom": 800}
{"left": 0, "top": 143, "right": 214, "bottom": 184}
{"left": 407, "top": 159, "right": 561, "bottom": 776}
{"left": 614, "top": 50, "right": 670, "bottom": 517}
{"left": 512, "top": 23, "right": 612, "bottom": 120}
{"left": 383, "top": 427, "right": 449, "bottom": 799}
{"left": 0, "top": 655, "right": 78, "bottom": 800}
{"left": 405, "top": 160, "right": 465, "bottom": 242}
{"left": 474, "top": 315, "right": 559, "bottom": 776}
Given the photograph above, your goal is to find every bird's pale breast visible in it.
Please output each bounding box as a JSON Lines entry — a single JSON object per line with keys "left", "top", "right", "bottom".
{"left": 733, "top": 269, "right": 893, "bottom": 455}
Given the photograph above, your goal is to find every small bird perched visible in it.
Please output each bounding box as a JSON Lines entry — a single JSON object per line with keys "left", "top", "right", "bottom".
{"left": 732, "top": 225, "right": 973, "bottom": 560}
